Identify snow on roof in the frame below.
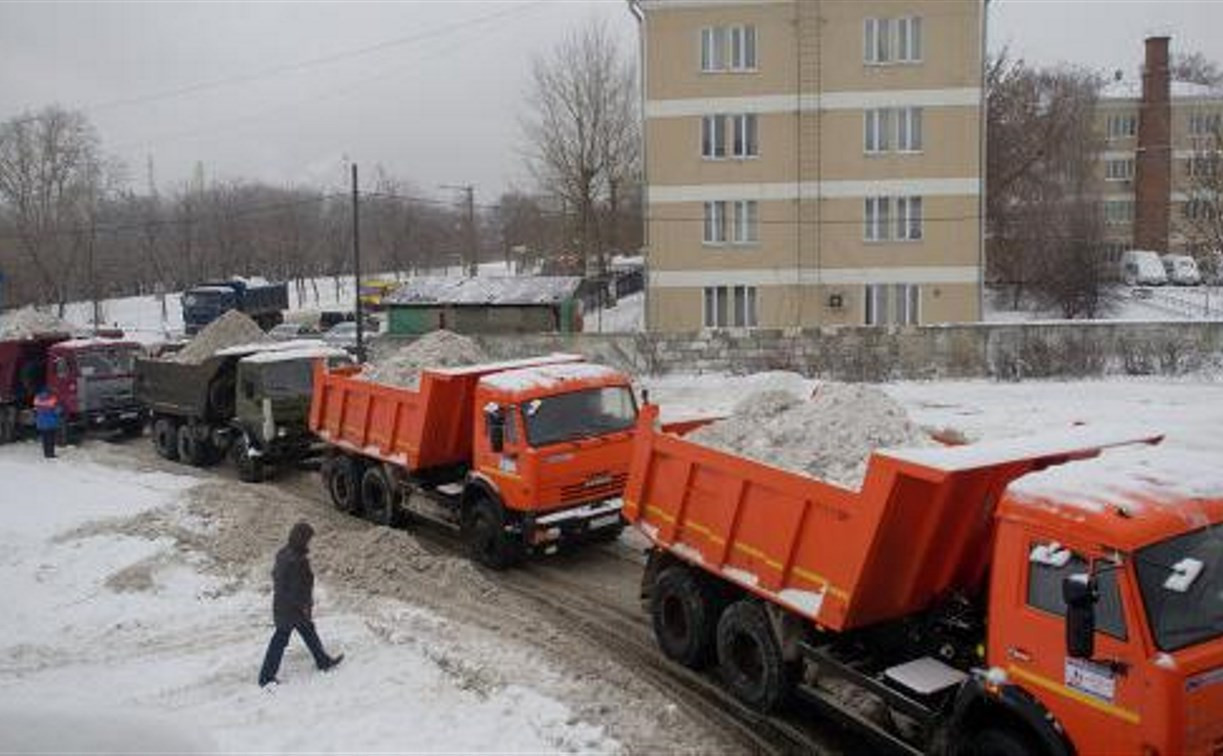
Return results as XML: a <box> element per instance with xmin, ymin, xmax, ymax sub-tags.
<box><xmin>880</xmin><ymin>424</ymin><xmax>1164</xmax><ymax>473</ymax></box>
<box><xmin>240</xmin><ymin>345</ymin><xmax>349</xmax><ymax>364</ymax></box>
<box><xmin>479</xmin><ymin>362</ymin><xmax>625</xmax><ymax>394</ymax></box>
<box><xmin>215</xmin><ymin>339</ymin><xmax>328</xmax><ymax>357</ymax></box>
<box><xmin>1100</xmin><ymin>78</ymin><xmax>1223</xmax><ymax>101</ymax></box>
<box><xmin>185</xmin><ymin>286</ymin><xmax>236</xmax><ymax>294</ymax></box>
<box><xmin>384</xmin><ymin>276</ymin><xmax>583</xmax><ymax>306</ymax></box>
<box><xmin>54</xmin><ymin>338</ymin><xmax>139</xmax><ymax>350</ymax></box>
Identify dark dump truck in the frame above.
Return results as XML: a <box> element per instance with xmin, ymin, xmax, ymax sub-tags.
<box><xmin>1</xmin><ymin>332</ymin><xmax>146</xmax><ymax>444</ymax></box>
<box><xmin>136</xmin><ymin>341</ymin><xmax>349</xmax><ymax>481</ymax></box>
<box><xmin>181</xmin><ymin>279</ymin><xmax>290</xmax><ymax>335</ymax></box>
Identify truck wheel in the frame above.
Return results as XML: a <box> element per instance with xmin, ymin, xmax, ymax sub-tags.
<box><xmin>176</xmin><ymin>425</ymin><xmax>214</xmax><ymax>467</ymax></box>
<box><xmin>120</xmin><ymin>419</ymin><xmax>144</xmax><ymax>439</ymax></box>
<box><xmin>0</xmin><ymin>407</ymin><xmax>16</xmax><ymax>444</ymax></box>
<box><xmin>716</xmin><ymin>600</ymin><xmax>792</xmax><ymax>713</ymax></box>
<box><xmin>651</xmin><ymin>566</ymin><xmax>718</xmax><ymax>669</ymax></box>
<box><xmin>360</xmin><ymin>466</ymin><xmax>401</xmax><ymax>527</ymax></box>
<box><xmin>325</xmin><ymin>456</ymin><xmax>361</xmax><ymax>514</ymax></box>
<box><xmin>231</xmin><ymin>435</ymin><xmax>264</xmax><ymax>483</ymax></box>
<box><xmin>152</xmin><ymin>417</ymin><xmax>179</xmax><ymax>461</ymax></box>
<box><xmin>962</xmin><ymin>727</ymin><xmax>1038</xmax><ymax>756</ymax></box>
<box><xmin>466</xmin><ymin>497</ymin><xmax>521</xmax><ymax>570</ymax></box>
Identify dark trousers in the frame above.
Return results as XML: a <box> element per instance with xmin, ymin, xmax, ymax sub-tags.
<box><xmin>40</xmin><ymin>429</ymin><xmax>56</xmax><ymax>458</ymax></box>
<box><xmin>259</xmin><ymin>620</ymin><xmax>329</xmax><ymax>685</ymax></box>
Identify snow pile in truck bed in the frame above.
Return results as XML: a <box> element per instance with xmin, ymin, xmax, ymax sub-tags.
<box><xmin>364</xmin><ymin>330</ymin><xmax>488</xmax><ymax>387</ymax></box>
<box><xmin>170</xmin><ymin>310</ymin><xmax>271</xmax><ymax>364</ymax></box>
<box><xmin>687</xmin><ymin>382</ymin><xmax>934</xmax><ymax>490</ymax></box>
<box><xmin>0</xmin><ymin>307</ymin><xmax>74</xmax><ymax>340</ymax></box>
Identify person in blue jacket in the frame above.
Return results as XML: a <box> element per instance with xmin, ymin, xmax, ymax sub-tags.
<box><xmin>32</xmin><ymin>387</ymin><xmax>62</xmax><ymax>458</ymax></box>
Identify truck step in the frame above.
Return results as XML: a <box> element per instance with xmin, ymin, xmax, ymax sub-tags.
<box><xmin>795</xmin><ymin>682</ymin><xmax>923</xmax><ymax>756</ymax></box>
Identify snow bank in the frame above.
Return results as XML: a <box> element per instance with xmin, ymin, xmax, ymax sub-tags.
<box><xmin>364</xmin><ymin>330</ymin><xmax>487</xmax><ymax>387</ymax></box>
<box><xmin>687</xmin><ymin>382</ymin><xmax>933</xmax><ymax>490</ymax></box>
<box><xmin>0</xmin><ymin>307</ymin><xmax>73</xmax><ymax>340</ymax></box>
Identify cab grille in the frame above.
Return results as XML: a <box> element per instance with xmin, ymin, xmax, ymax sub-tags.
<box><xmin>560</xmin><ymin>472</ymin><xmax>627</xmax><ymax>504</ymax></box>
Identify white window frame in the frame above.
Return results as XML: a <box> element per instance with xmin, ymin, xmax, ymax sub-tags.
<box><xmin>895</xmin><ymin>16</ymin><xmax>922</xmax><ymax>63</ymax></box>
<box><xmin>864</xmin><ymin>18</ymin><xmax>892</xmax><ymax>64</ymax></box>
<box><xmin>895</xmin><ymin>196</ymin><xmax>923</xmax><ymax>241</ymax></box>
<box><xmin>897</xmin><ymin>107</ymin><xmax>923</xmax><ymax>152</ymax></box>
<box><xmin>865</xmin><ymin>284</ymin><xmax>920</xmax><ymax>325</ymax></box>
<box><xmin>729</xmin><ymin>25</ymin><xmax>757</xmax><ymax>71</ymax></box>
<box><xmin>704</xmin><ymin>285</ymin><xmax>758</xmax><ymax>328</ymax></box>
<box><xmin>703</xmin><ymin>201</ymin><xmax>727</xmax><ymax>244</ymax></box>
<box><xmin>1103</xmin><ymin>199</ymin><xmax>1134</xmax><ymax>225</ymax></box>
<box><xmin>1107</xmin><ymin>113</ymin><xmax>1137</xmax><ymax>140</ymax></box>
<box><xmin>864</xmin><ymin>196</ymin><xmax>891</xmax><ymax>241</ymax></box>
<box><xmin>1189</xmin><ymin>112</ymin><xmax>1221</xmax><ymax>136</ymax></box>
<box><xmin>1105</xmin><ymin>158</ymin><xmax>1135</xmax><ymax>181</ymax></box>
<box><xmin>701</xmin><ymin>26</ymin><xmax>727</xmax><ymax>72</ymax></box>
<box><xmin>864</xmin><ymin>108</ymin><xmax>890</xmax><ymax>153</ymax></box>
<box><xmin>732</xmin><ymin>114</ymin><xmax>758</xmax><ymax>158</ymax></box>
<box><xmin>730</xmin><ymin>200</ymin><xmax>758</xmax><ymax>244</ymax></box>
<box><xmin>702</xmin><ymin>115</ymin><xmax>727</xmax><ymax>159</ymax></box>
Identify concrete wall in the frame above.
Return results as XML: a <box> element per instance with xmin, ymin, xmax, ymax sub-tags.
<box><xmin>375</xmin><ymin>322</ymin><xmax>1223</xmax><ymax>381</ymax></box>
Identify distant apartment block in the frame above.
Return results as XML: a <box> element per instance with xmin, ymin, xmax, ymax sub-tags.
<box><xmin>635</xmin><ymin>0</ymin><xmax>985</xmax><ymax>331</ymax></box>
<box><xmin>1095</xmin><ymin>36</ymin><xmax>1223</xmax><ymax>261</ymax></box>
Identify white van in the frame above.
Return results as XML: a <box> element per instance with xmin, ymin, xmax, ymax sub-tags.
<box><xmin>1120</xmin><ymin>250</ymin><xmax>1168</xmax><ymax>286</ymax></box>
<box><xmin>1161</xmin><ymin>254</ymin><xmax>1202</xmax><ymax>286</ymax></box>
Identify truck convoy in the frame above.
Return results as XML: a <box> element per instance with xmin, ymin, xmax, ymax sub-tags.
<box><xmin>624</xmin><ymin>403</ymin><xmax>1223</xmax><ymax>755</ymax></box>
<box><xmin>181</xmin><ymin>279</ymin><xmax>290</xmax><ymax>335</ymax></box>
<box><xmin>0</xmin><ymin>331</ymin><xmax>146</xmax><ymax>443</ymax></box>
<box><xmin>136</xmin><ymin>341</ymin><xmax>349</xmax><ymax>481</ymax></box>
<box><xmin>309</xmin><ymin>354</ymin><xmax>638</xmax><ymax>567</ymax></box>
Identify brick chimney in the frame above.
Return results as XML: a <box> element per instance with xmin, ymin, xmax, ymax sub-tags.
<box><xmin>1134</xmin><ymin>36</ymin><xmax>1171</xmax><ymax>252</ymax></box>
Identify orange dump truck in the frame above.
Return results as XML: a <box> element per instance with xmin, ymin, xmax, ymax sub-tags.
<box><xmin>625</xmin><ymin>403</ymin><xmax>1223</xmax><ymax>755</ymax></box>
<box><xmin>310</xmin><ymin>354</ymin><xmax>638</xmax><ymax>567</ymax></box>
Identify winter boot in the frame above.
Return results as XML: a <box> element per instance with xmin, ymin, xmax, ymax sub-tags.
<box><xmin>319</xmin><ymin>653</ymin><xmax>344</xmax><ymax>672</ymax></box>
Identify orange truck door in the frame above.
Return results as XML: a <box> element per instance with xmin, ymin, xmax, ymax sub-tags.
<box><xmin>991</xmin><ymin>529</ymin><xmax>1147</xmax><ymax>752</ymax></box>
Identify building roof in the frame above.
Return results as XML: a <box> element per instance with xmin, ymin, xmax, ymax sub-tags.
<box><xmin>1100</xmin><ymin>78</ymin><xmax>1223</xmax><ymax>102</ymax></box>
<box><xmin>384</xmin><ymin>276</ymin><xmax>583</xmax><ymax>307</ymax></box>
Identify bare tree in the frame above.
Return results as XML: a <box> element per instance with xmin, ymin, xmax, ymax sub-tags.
<box><xmin>521</xmin><ymin>20</ymin><xmax>639</xmax><ymax>277</ymax></box>
<box><xmin>987</xmin><ymin>54</ymin><xmax>1110</xmax><ymax>315</ymax></box>
<box><xmin>0</xmin><ymin>106</ymin><xmax>117</xmax><ymax>312</ymax></box>
<box><xmin>1171</xmin><ymin>51</ymin><xmax>1223</xmax><ymax>87</ymax></box>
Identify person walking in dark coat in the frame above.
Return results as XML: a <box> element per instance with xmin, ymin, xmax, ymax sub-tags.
<box><xmin>258</xmin><ymin>521</ymin><xmax>343</xmax><ymax>687</ymax></box>
<box><xmin>33</xmin><ymin>387</ymin><xmax>62</xmax><ymax>459</ymax></box>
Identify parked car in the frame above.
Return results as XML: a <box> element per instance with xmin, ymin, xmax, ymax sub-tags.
<box><xmin>268</xmin><ymin>323</ymin><xmax>319</xmax><ymax>341</ymax></box>
<box><xmin>322</xmin><ymin>322</ymin><xmax>359</xmax><ymax>351</ymax></box>
<box><xmin>1120</xmin><ymin>249</ymin><xmax>1168</xmax><ymax>286</ymax></box>
<box><xmin>1161</xmin><ymin>254</ymin><xmax>1202</xmax><ymax>286</ymax></box>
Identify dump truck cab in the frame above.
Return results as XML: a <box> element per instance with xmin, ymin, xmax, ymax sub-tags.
<box><xmin>983</xmin><ymin>491</ymin><xmax>1223</xmax><ymax>755</ymax></box>
<box><xmin>470</xmin><ymin>362</ymin><xmax>637</xmax><ymax>544</ymax></box>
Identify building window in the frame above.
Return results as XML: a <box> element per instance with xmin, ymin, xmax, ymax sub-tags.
<box><xmin>1185</xmin><ymin>197</ymin><xmax>1218</xmax><ymax>221</ymax></box>
<box><xmin>732</xmin><ymin>114</ymin><xmax>758</xmax><ymax>157</ymax></box>
<box><xmin>865</xmin><ymin>284</ymin><xmax>919</xmax><ymax>325</ymax></box>
<box><xmin>896</xmin><ymin>16</ymin><xmax>922</xmax><ymax>63</ymax></box>
<box><xmin>1103</xmin><ymin>198</ymin><xmax>1134</xmax><ymax>225</ymax></box>
<box><xmin>1106</xmin><ymin>113</ymin><xmax>1137</xmax><ymax>139</ymax></box>
<box><xmin>702</xmin><ymin>25</ymin><xmax>755</xmax><ymax>72</ymax></box>
<box><xmin>704</xmin><ymin>201</ymin><xmax>726</xmax><ymax>243</ymax></box>
<box><xmin>704</xmin><ymin>200</ymin><xmax>757</xmax><ymax>244</ymax></box>
<box><xmin>895</xmin><ymin>196</ymin><xmax>923</xmax><ymax>240</ymax></box>
<box><xmin>1189</xmin><ymin>111</ymin><xmax>1222</xmax><ymax>136</ymax></box>
<box><xmin>897</xmin><ymin>107</ymin><xmax>923</xmax><ymax>151</ymax></box>
<box><xmin>1102</xmin><ymin>241</ymin><xmax>1128</xmax><ymax>263</ymax></box>
<box><xmin>731</xmin><ymin>200</ymin><xmax>758</xmax><ymax>243</ymax></box>
<box><xmin>864</xmin><ymin>109</ymin><xmax>891</xmax><ymax>153</ymax></box>
<box><xmin>865</xmin><ymin>16</ymin><xmax>921</xmax><ymax>65</ymax></box>
<box><xmin>702</xmin><ymin>115</ymin><xmax>727</xmax><ymax>159</ymax></box>
<box><xmin>1187</xmin><ymin>154</ymin><xmax>1220</xmax><ymax>179</ymax></box>
<box><xmin>864</xmin><ymin>196</ymin><xmax>891</xmax><ymax>241</ymax></box>
<box><xmin>1105</xmin><ymin>158</ymin><xmax>1135</xmax><ymax>181</ymax></box>
<box><xmin>704</xmin><ymin>285</ymin><xmax>757</xmax><ymax>328</ymax></box>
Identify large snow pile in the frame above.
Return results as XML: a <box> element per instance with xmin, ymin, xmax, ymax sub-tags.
<box><xmin>171</xmin><ymin>310</ymin><xmax>271</xmax><ymax>364</ymax></box>
<box><xmin>0</xmin><ymin>307</ymin><xmax>74</xmax><ymax>340</ymax></box>
<box><xmin>687</xmin><ymin>382</ymin><xmax>934</xmax><ymax>490</ymax></box>
<box><xmin>365</xmin><ymin>330</ymin><xmax>488</xmax><ymax>387</ymax></box>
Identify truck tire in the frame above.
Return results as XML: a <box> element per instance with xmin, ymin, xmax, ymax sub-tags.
<box><xmin>152</xmin><ymin>417</ymin><xmax>179</xmax><ymax>461</ymax></box>
<box><xmin>360</xmin><ymin>466</ymin><xmax>400</xmax><ymax>527</ymax></box>
<box><xmin>651</xmin><ymin>566</ymin><xmax>718</xmax><ymax>669</ymax></box>
<box><xmin>716</xmin><ymin>599</ymin><xmax>792</xmax><ymax>713</ymax></box>
<box><xmin>177</xmin><ymin>425</ymin><xmax>216</xmax><ymax>467</ymax></box>
<box><xmin>325</xmin><ymin>456</ymin><xmax>361</xmax><ymax>514</ymax></box>
<box><xmin>0</xmin><ymin>407</ymin><xmax>16</xmax><ymax>444</ymax></box>
<box><xmin>963</xmin><ymin>727</ymin><xmax>1039</xmax><ymax>756</ymax></box>
<box><xmin>231</xmin><ymin>435</ymin><xmax>264</xmax><ymax>483</ymax></box>
<box><xmin>465</xmin><ymin>497</ymin><xmax>522</xmax><ymax>570</ymax></box>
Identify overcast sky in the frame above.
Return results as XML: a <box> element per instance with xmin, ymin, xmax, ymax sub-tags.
<box><xmin>2</xmin><ymin>0</ymin><xmax>1222</xmax><ymax>201</ymax></box>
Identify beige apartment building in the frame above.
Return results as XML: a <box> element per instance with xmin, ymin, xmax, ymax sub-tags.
<box><xmin>1094</xmin><ymin>36</ymin><xmax>1223</xmax><ymax>260</ymax></box>
<box><xmin>635</xmin><ymin>0</ymin><xmax>985</xmax><ymax>332</ymax></box>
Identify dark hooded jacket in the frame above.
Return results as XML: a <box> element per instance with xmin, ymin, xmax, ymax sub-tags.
<box><xmin>272</xmin><ymin>522</ymin><xmax>315</xmax><ymax>627</ymax></box>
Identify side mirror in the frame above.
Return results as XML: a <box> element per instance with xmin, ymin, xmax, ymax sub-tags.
<box><xmin>485</xmin><ymin>404</ymin><xmax>505</xmax><ymax>453</ymax></box>
<box><xmin>1063</xmin><ymin>573</ymin><xmax>1097</xmax><ymax>659</ymax></box>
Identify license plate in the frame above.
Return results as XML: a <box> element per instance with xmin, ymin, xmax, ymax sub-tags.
<box><xmin>589</xmin><ymin>513</ymin><xmax>621</xmax><ymax>530</ymax></box>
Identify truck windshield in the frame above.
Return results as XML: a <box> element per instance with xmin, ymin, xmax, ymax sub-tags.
<box><xmin>184</xmin><ymin>290</ymin><xmax>234</xmax><ymax>309</ymax></box>
<box><xmin>523</xmin><ymin>386</ymin><xmax>636</xmax><ymax>447</ymax></box>
<box><xmin>77</xmin><ymin>347</ymin><xmax>138</xmax><ymax>377</ymax></box>
<box><xmin>1135</xmin><ymin>524</ymin><xmax>1223</xmax><ymax>652</ymax></box>
<box><xmin>259</xmin><ymin>361</ymin><xmax>313</xmax><ymax>398</ymax></box>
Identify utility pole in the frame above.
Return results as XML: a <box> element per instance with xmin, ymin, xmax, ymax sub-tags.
<box><xmin>441</xmin><ymin>184</ymin><xmax>477</xmax><ymax>276</ymax></box>
<box><xmin>352</xmin><ymin>163</ymin><xmax>365</xmax><ymax>363</ymax></box>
